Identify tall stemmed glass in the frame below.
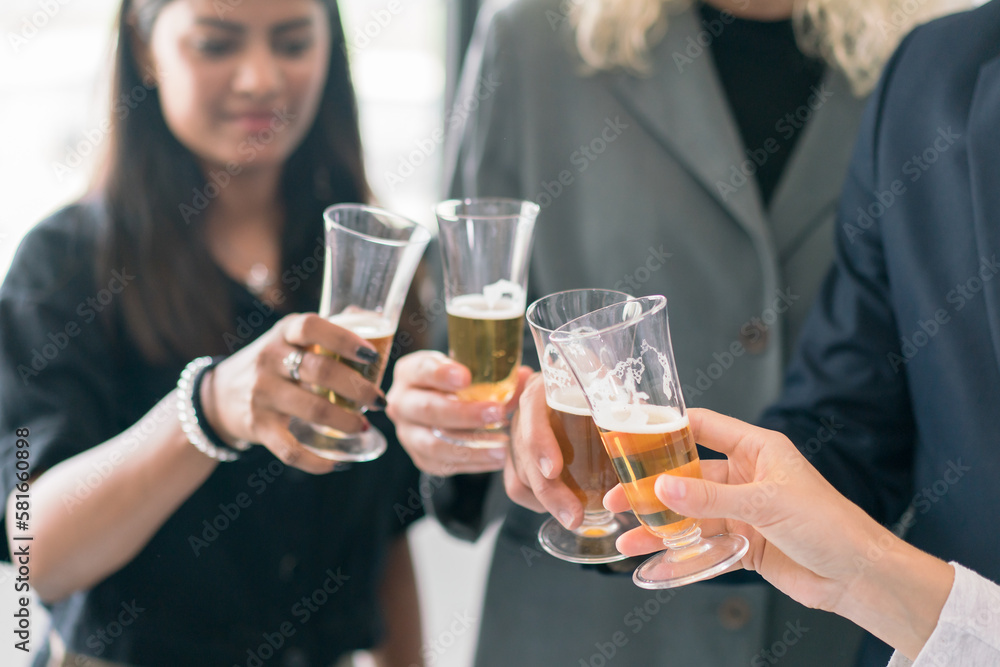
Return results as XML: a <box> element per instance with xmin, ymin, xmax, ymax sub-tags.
<box><xmin>528</xmin><ymin>289</ymin><xmax>639</xmax><ymax>563</ymax></box>
<box><xmin>288</xmin><ymin>204</ymin><xmax>431</xmax><ymax>462</ymax></box>
<box><xmin>551</xmin><ymin>296</ymin><xmax>749</xmax><ymax>588</ymax></box>
<box><xmin>434</xmin><ymin>198</ymin><xmax>539</xmax><ymax>447</ymax></box>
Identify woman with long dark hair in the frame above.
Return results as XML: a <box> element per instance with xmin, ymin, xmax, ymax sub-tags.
<box><xmin>0</xmin><ymin>1</ymin><xmax>423</xmax><ymax>665</ymax></box>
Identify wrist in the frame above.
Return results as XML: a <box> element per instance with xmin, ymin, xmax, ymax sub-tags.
<box><xmin>199</xmin><ymin>367</ymin><xmax>239</xmax><ymax>446</ymax></box>
<box><xmin>837</xmin><ymin>532</ymin><xmax>953</xmax><ymax>659</ymax></box>
<box><xmin>177</xmin><ymin>356</ymin><xmax>250</xmax><ymax>462</ymax></box>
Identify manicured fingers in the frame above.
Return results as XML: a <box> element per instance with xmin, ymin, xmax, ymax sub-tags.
<box><xmin>253</xmin><ymin>412</ymin><xmax>343</xmax><ymax>475</ymax></box>
<box><xmin>262</xmin><ymin>373</ymin><xmax>369</xmax><ymax>435</ymax></box>
<box><xmin>280</xmin><ymin>344</ymin><xmax>384</xmax><ymax>409</ymax></box>
<box><xmin>282</xmin><ymin>313</ymin><xmax>379</xmax><ymax>365</ymax></box>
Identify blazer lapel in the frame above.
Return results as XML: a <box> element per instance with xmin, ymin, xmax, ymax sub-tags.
<box><xmin>603</xmin><ymin>7</ymin><xmax>769</xmax><ymax>243</ymax></box>
<box><xmin>967</xmin><ymin>53</ymin><xmax>1000</xmax><ymax>372</ymax></box>
<box><xmin>767</xmin><ymin>70</ymin><xmax>866</xmax><ymax>261</ymax></box>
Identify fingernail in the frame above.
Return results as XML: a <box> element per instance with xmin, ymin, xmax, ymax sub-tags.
<box><xmin>360</xmin><ymin>419</ymin><xmax>371</xmax><ymax>432</ymax></box>
<box><xmin>558</xmin><ymin>511</ymin><xmax>573</xmax><ymax>529</ymax></box>
<box><xmin>538</xmin><ymin>456</ymin><xmax>554</xmax><ymax>478</ymax></box>
<box><xmin>488</xmin><ymin>447</ymin><xmax>507</xmax><ymax>461</ymax></box>
<box><xmin>448</xmin><ymin>367</ymin><xmax>466</xmax><ymax>389</ymax></box>
<box><xmin>371</xmin><ymin>395</ymin><xmax>388</xmax><ymax>411</ymax></box>
<box><xmin>356</xmin><ymin>346</ymin><xmax>379</xmax><ymax>364</ymax></box>
<box><xmin>483</xmin><ymin>406</ymin><xmax>503</xmax><ymax>424</ymax></box>
<box><xmin>660</xmin><ymin>474</ymin><xmax>685</xmax><ymax>499</ymax></box>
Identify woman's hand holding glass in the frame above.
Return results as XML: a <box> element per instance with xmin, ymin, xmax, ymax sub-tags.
<box><xmin>605</xmin><ymin>408</ymin><xmax>954</xmax><ymax>660</ymax></box>
<box><xmin>202</xmin><ymin>312</ymin><xmax>386</xmax><ymax>474</ymax></box>
<box><xmin>504</xmin><ymin>373</ymin><xmax>588</xmax><ymax>525</ymax></box>
<box><xmin>386</xmin><ymin>350</ymin><xmax>532</xmax><ymax>476</ymax></box>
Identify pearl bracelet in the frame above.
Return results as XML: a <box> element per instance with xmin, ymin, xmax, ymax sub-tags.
<box><xmin>176</xmin><ymin>356</ymin><xmax>250</xmax><ymax>462</ymax></box>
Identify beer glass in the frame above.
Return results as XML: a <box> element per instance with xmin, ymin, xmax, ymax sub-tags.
<box><xmin>528</xmin><ymin>289</ymin><xmax>639</xmax><ymax>563</ymax></box>
<box><xmin>434</xmin><ymin>198</ymin><xmax>539</xmax><ymax>447</ymax></box>
<box><xmin>551</xmin><ymin>296</ymin><xmax>749</xmax><ymax>588</ymax></box>
<box><xmin>288</xmin><ymin>204</ymin><xmax>431</xmax><ymax>462</ymax></box>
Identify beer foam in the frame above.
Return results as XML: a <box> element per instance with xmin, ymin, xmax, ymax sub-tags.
<box><xmin>327</xmin><ymin>311</ymin><xmax>396</xmax><ymax>339</ymax></box>
<box><xmin>545</xmin><ymin>387</ymin><xmax>591</xmax><ymax>416</ymax></box>
<box><xmin>447</xmin><ymin>293</ymin><xmax>524</xmax><ymax>320</ymax></box>
<box><xmin>592</xmin><ymin>404</ymin><xmax>688</xmax><ymax>434</ymax></box>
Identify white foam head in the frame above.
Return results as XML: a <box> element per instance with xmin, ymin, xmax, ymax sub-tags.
<box><xmin>545</xmin><ymin>386</ymin><xmax>591</xmax><ymax>416</ymax></box>
<box><xmin>447</xmin><ymin>293</ymin><xmax>525</xmax><ymax>320</ymax></box>
<box><xmin>327</xmin><ymin>311</ymin><xmax>396</xmax><ymax>340</ymax></box>
<box><xmin>592</xmin><ymin>404</ymin><xmax>687</xmax><ymax>434</ymax></box>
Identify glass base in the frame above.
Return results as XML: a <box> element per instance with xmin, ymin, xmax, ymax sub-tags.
<box><xmin>538</xmin><ymin>512</ymin><xmax>639</xmax><ymax>564</ymax></box>
<box><xmin>289</xmin><ymin>416</ymin><xmax>387</xmax><ymax>462</ymax></box>
<box><xmin>632</xmin><ymin>532</ymin><xmax>749</xmax><ymax>589</ymax></box>
<box><xmin>431</xmin><ymin>425</ymin><xmax>509</xmax><ymax>449</ymax></box>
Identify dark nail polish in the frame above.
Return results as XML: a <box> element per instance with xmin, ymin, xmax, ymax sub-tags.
<box><xmin>360</xmin><ymin>419</ymin><xmax>371</xmax><ymax>432</ymax></box>
<box><xmin>356</xmin><ymin>346</ymin><xmax>379</xmax><ymax>364</ymax></box>
<box><xmin>372</xmin><ymin>395</ymin><xmax>388</xmax><ymax>411</ymax></box>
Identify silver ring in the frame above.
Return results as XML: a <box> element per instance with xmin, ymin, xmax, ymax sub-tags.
<box><xmin>283</xmin><ymin>349</ymin><xmax>304</xmax><ymax>382</ymax></box>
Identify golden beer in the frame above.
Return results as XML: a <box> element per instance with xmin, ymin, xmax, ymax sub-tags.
<box><xmin>547</xmin><ymin>389</ymin><xmax>618</xmax><ymax>515</ymax></box>
<box><xmin>309</xmin><ymin>311</ymin><xmax>395</xmax><ymax>439</ymax></box>
<box><xmin>596</xmin><ymin>406</ymin><xmax>702</xmax><ymax>539</ymax></box>
<box><xmin>447</xmin><ymin>294</ymin><xmax>524</xmax><ymax>407</ymax></box>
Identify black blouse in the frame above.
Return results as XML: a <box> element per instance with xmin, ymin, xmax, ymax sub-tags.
<box><xmin>0</xmin><ymin>202</ymin><xmax>422</xmax><ymax>667</ymax></box>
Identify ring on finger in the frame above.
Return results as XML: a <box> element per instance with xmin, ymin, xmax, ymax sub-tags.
<box><xmin>283</xmin><ymin>349</ymin><xmax>305</xmax><ymax>382</ymax></box>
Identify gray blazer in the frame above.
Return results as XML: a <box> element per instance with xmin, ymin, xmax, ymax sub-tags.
<box><xmin>438</xmin><ymin>0</ymin><xmax>869</xmax><ymax>664</ymax></box>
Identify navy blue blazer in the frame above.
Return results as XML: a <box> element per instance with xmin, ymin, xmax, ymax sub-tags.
<box><xmin>760</xmin><ymin>1</ymin><xmax>1000</xmax><ymax>664</ymax></box>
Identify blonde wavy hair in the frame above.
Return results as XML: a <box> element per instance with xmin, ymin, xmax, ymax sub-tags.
<box><xmin>571</xmin><ymin>0</ymin><xmax>972</xmax><ymax>95</ymax></box>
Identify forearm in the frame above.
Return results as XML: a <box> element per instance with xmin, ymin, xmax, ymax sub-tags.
<box><xmin>835</xmin><ymin>531</ymin><xmax>953</xmax><ymax>660</ymax></box>
<box><xmin>7</xmin><ymin>392</ymin><xmax>217</xmax><ymax>602</ymax></box>
<box><xmin>374</xmin><ymin>534</ymin><xmax>423</xmax><ymax>667</ymax></box>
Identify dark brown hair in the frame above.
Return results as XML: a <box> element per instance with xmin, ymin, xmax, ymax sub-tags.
<box><xmin>97</xmin><ymin>0</ymin><xmax>370</xmax><ymax>363</ymax></box>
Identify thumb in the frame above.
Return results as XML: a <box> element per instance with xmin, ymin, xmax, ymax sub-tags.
<box><xmin>654</xmin><ymin>473</ymin><xmax>746</xmax><ymax>521</ymax></box>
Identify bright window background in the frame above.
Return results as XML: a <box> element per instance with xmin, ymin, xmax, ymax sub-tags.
<box><xmin>0</xmin><ymin>1</ymin><xmax>493</xmax><ymax>666</ymax></box>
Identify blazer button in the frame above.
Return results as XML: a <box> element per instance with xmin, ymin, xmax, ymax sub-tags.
<box><xmin>717</xmin><ymin>596</ymin><xmax>753</xmax><ymax>630</ymax></box>
<box><xmin>739</xmin><ymin>323</ymin><xmax>770</xmax><ymax>355</ymax></box>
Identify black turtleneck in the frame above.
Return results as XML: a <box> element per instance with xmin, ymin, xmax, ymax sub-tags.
<box><xmin>699</xmin><ymin>2</ymin><xmax>826</xmax><ymax>206</ymax></box>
